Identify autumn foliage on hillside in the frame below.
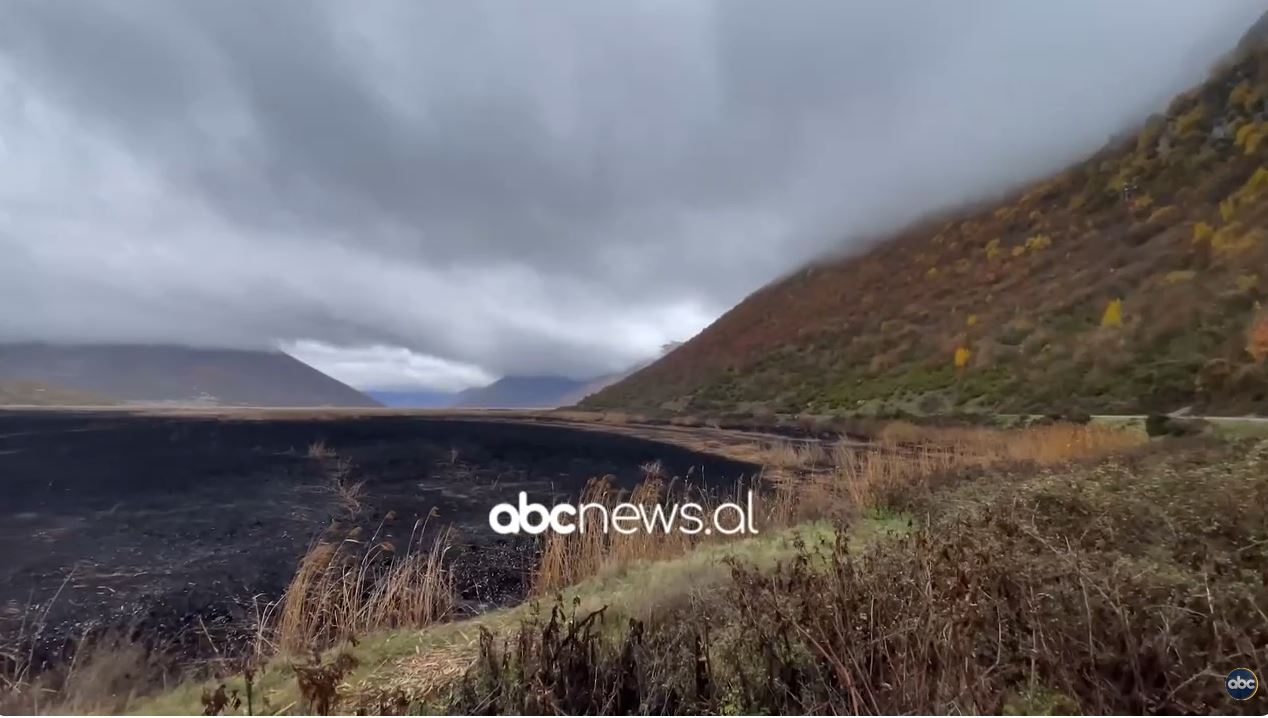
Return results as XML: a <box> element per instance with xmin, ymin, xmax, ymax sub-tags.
<box><xmin>586</xmin><ymin>25</ymin><xmax>1268</xmax><ymax>417</ymax></box>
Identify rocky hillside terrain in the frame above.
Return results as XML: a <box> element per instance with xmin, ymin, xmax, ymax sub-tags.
<box><xmin>586</xmin><ymin>25</ymin><xmax>1268</xmax><ymax>417</ymax></box>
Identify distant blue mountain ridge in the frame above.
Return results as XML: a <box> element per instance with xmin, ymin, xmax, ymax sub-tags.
<box><xmin>365</xmin><ymin>389</ymin><xmax>457</xmax><ymax>408</ymax></box>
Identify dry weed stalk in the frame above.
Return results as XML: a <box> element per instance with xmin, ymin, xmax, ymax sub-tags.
<box><xmin>306</xmin><ymin>440</ymin><xmax>334</xmax><ymax>459</ymax></box>
<box><xmin>326</xmin><ymin>457</ymin><xmax>364</xmax><ymax>516</ymax></box>
<box><xmin>758</xmin><ymin>440</ymin><xmax>829</xmax><ymax>469</ymax></box>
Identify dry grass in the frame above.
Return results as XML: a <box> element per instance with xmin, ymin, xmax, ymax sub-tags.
<box><xmin>48</xmin><ymin>637</ymin><xmax>152</xmax><ymax>714</ymax></box>
<box><xmin>306</xmin><ymin>440</ymin><xmax>335</xmax><ymax>459</ymax></box>
<box><xmin>452</xmin><ymin>439</ymin><xmax>1268</xmax><ymax>715</ymax></box>
<box><xmin>325</xmin><ymin>457</ymin><xmax>364</xmax><ymax>516</ymax></box>
<box><xmin>0</xmin><ymin>631</ymin><xmax>162</xmax><ymax>716</ymax></box>
<box><xmin>532</xmin><ymin>455</ymin><xmax>804</xmax><ymax>595</ymax></box>
<box><xmin>746</xmin><ymin>423</ymin><xmax>1144</xmax><ymax>515</ymax></box>
<box><xmin>875</xmin><ymin>421</ymin><xmax>1142</xmax><ymax>459</ymax></box>
<box><xmin>534</xmin><ymin>423</ymin><xmax>1139</xmax><ymax>596</ymax></box>
<box><xmin>307</xmin><ymin>442</ymin><xmax>366</xmax><ymax>516</ymax></box>
<box><xmin>268</xmin><ymin>518</ymin><xmax>456</xmax><ymax>655</ymax></box>
<box><xmin>834</xmin><ymin>422</ymin><xmax>1143</xmax><ymax>510</ymax></box>
<box><xmin>532</xmin><ymin>476</ymin><xmax>727</xmax><ymax>594</ymax></box>
<box><xmin>876</xmin><ymin>419</ymin><xmax>926</xmax><ymax>444</ymax></box>
<box><xmin>754</xmin><ymin>439</ymin><xmax>829</xmax><ymax>469</ymax></box>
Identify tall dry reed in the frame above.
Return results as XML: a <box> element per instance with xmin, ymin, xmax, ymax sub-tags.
<box><xmin>533</xmin><ymin>476</ymin><xmax>735</xmax><ymax>594</ymax></box>
<box><xmin>835</xmin><ymin>422</ymin><xmax>1143</xmax><ymax>509</ymax></box>
<box><xmin>268</xmin><ymin>518</ymin><xmax>456</xmax><ymax>654</ymax></box>
<box><xmin>535</xmin><ymin>423</ymin><xmax>1140</xmax><ymax>595</ymax></box>
<box><xmin>531</xmin><ymin>465</ymin><xmax>796</xmax><ymax>595</ymax></box>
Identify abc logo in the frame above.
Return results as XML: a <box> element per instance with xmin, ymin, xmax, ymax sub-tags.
<box><xmin>1225</xmin><ymin>667</ymin><xmax>1258</xmax><ymax>701</ymax></box>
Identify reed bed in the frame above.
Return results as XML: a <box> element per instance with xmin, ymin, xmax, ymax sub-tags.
<box><xmin>268</xmin><ymin>519</ymin><xmax>456</xmax><ymax>654</ymax></box>
<box><xmin>535</xmin><ymin>423</ymin><xmax>1141</xmax><ymax>596</ymax></box>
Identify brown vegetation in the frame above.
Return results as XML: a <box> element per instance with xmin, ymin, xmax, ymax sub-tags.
<box><xmin>270</xmin><ymin>521</ymin><xmax>456</xmax><ymax>654</ymax></box>
<box><xmin>1</xmin><ymin>624</ymin><xmax>177</xmax><ymax>716</ymax></box>
<box><xmin>450</xmin><ymin>438</ymin><xmax>1268</xmax><ymax>715</ymax></box>
<box><xmin>534</xmin><ymin>423</ymin><xmax>1140</xmax><ymax>599</ymax></box>
<box><xmin>584</xmin><ymin>26</ymin><xmax>1268</xmax><ymax>417</ymax></box>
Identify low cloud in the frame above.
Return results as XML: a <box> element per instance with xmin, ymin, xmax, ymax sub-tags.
<box><xmin>284</xmin><ymin>341</ymin><xmax>495</xmax><ymax>392</ymax></box>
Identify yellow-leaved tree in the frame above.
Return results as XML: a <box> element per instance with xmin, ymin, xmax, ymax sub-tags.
<box><xmin>1101</xmin><ymin>299</ymin><xmax>1124</xmax><ymax>328</ymax></box>
<box><xmin>954</xmin><ymin>346</ymin><xmax>972</xmax><ymax>370</ymax></box>
<box><xmin>1193</xmin><ymin>222</ymin><xmax>1214</xmax><ymax>243</ymax></box>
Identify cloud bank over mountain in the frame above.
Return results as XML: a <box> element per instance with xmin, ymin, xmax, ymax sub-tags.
<box><xmin>1</xmin><ymin>0</ymin><xmax>1261</xmax><ymax>389</ymax></box>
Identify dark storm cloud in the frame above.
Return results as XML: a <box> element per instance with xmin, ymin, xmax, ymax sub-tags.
<box><xmin>0</xmin><ymin>1</ymin><xmax>1262</xmax><ymax>388</ymax></box>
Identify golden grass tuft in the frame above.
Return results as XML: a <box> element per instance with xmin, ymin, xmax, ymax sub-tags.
<box><xmin>270</xmin><ymin>520</ymin><xmax>456</xmax><ymax>654</ymax></box>
<box><xmin>756</xmin><ymin>440</ymin><xmax>828</xmax><ymax>469</ymax></box>
<box><xmin>306</xmin><ymin>440</ymin><xmax>334</xmax><ymax>459</ymax></box>
<box><xmin>877</xmin><ymin>420</ymin><xmax>926</xmax><ymax>445</ymax></box>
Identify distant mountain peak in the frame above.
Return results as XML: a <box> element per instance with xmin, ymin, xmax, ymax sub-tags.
<box><xmin>0</xmin><ymin>343</ymin><xmax>380</xmax><ymax>407</ymax></box>
<box><xmin>451</xmin><ymin>374</ymin><xmax>589</xmax><ymax>409</ymax></box>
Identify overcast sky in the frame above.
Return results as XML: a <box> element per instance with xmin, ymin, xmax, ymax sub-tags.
<box><xmin>0</xmin><ymin>2</ymin><xmax>1262</xmax><ymax>391</ymax></box>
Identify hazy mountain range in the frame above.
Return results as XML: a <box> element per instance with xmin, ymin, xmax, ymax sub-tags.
<box><xmin>373</xmin><ymin>341</ymin><xmax>684</xmax><ymax>409</ymax></box>
<box><xmin>0</xmin><ymin>343</ymin><xmax>665</xmax><ymax>410</ymax></box>
<box><xmin>0</xmin><ymin>343</ymin><xmax>379</xmax><ymax>407</ymax></box>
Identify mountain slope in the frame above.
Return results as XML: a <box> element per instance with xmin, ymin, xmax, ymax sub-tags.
<box><xmin>559</xmin><ymin>342</ymin><xmax>685</xmax><ymax>406</ymax></box>
<box><xmin>0</xmin><ymin>380</ymin><xmax>117</xmax><ymax>406</ymax></box>
<box><xmin>451</xmin><ymin>375</ymin><xmax>590</xmax><ymax>408</ymax></box>
<box><xmin>0</xmin><ymin>343</ymin><xmax>381</xmax><ymax>407</ymax></box>
<box><xmin>586</xmin><ymin>29</ymin><xmax>1268</xmax><ymax>417</ymax></box>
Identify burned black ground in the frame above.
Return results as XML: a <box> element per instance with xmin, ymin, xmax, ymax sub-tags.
<box><xmin>0</xmin><ymin>411</ymin><xmax>754</xmax><ymax>673</ymax></box>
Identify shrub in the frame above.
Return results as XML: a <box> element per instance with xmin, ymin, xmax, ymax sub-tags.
<box><xmin>1211</xmin><ymin>222</ymin><xmax>1264</xmax><ymax>256</ymax></box>
<box><xmin>1024</xmin><ymin>233</ymin><xmax>1053</xmax><ymax>252</ymax></box>
<box><xmin>1100</xmin><ymin>298</ymin><xmax>1124</xmax><ymax>328</ymax></box>
<box><xmin>1249</xmin><ymin>312</ymin><xmax>1268</xmax><ymax>361</ymax></box>
<box><xmin>1235</xmin><ymin>121</ymin><xmax>1268</xmax><ymax>153</ymax></box>
<box><xmin>1145</xmin><ymin>205</ymin><xmax>1181</xmax><ymax>226</ymax></box>
<box><xmin>1228</xmin><ymin>166</ymin><xmax>1268</xmax><ymax>211</ymax></box>
<box><xmin>1229</xmin><ymin>80</ymin><xmax>1259</xmax><ymax>112</ymax></box>
<box><xmin>1174</xmin><ymin>103</ymin><xmax>1207</xmax><ymax>135</ymax></box>
<box><xmin>1192</xmin><ymin>221</ymin><xmax>1214</xmax><ymax>243</ymax></box>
